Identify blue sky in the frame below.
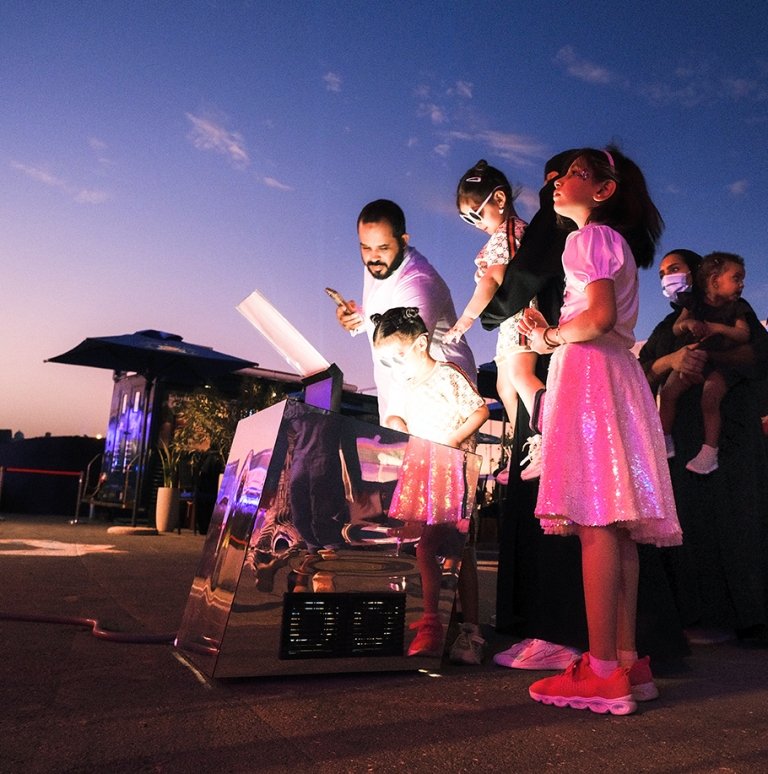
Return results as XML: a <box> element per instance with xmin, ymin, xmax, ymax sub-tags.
<box><xmin>2</xmin><ymin>0</ymin><xmax>767</xmax><ymax>437</ymax></box>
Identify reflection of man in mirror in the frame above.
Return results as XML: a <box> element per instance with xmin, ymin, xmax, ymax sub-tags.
<box><xmin>335</xmin><ymin>199</ymin><xmax>476</xmax><ymax>419</ymax></box>
<box><xmin>285</xmin><ymin>402</ymin><xmax>347</xmax><ymax>556</ymax></box>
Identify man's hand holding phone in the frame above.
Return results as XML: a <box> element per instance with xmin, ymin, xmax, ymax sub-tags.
<box><xmin>326</xmin><ymin>287</ymin><xmax>364</xmax><ymax>335</ymax></box>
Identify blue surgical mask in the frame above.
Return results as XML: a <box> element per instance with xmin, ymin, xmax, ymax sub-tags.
<box><xmin>661</xmin><ymin>273</ymin><xmax>691</xmax><ymax>303</ymax></box>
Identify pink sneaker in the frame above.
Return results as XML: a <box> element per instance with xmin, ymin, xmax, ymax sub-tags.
<box><xmin>529</xmin><ymin>653</ymin><xmax>637</xmax><ymax>715</ymax></box>
<box><xmin>628</xmin><ymin>656</ymin><xmax>659</xmax><ymax>701</ymax></box>
<box><xmin>407</xmin><ymin>617</ymin><xmax>444</xmax><ymax>657</ymax></box>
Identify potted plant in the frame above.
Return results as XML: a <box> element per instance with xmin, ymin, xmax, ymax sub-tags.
<box><xmin>168</xmin><ymin>379</ymin><xmax>286</xmax><ymax>533</ymax></box>
<box><xmin>155</xmin><ymin>441</ymin><xmax>182</xmax><ymax>532</ymax></box>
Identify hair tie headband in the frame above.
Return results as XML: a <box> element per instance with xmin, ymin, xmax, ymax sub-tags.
<box><xmin>466</xmin><ymin>176</ymin><xmax>482</xmax><ymax>183</ymax></box>
<box><xmin>603</xmin><ymin>150</ymin><xmax>615</xmax><ymax>168</ymax></box>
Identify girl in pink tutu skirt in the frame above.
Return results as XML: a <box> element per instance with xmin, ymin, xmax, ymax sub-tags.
<box><xmin>372</xmin><ymin>307</ymin><xmax>490</xmax><ymax>665</ymax></box>
<box><xmin>518</xmin><ymin>147</ymin><xmax>682</xmax><ymax>715</ymax></box>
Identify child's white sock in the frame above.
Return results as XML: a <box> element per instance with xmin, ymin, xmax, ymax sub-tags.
<box><xmin>589</xmin><ymin>655</ymin><xmax>618</xmax><ymax>679</ymax></box>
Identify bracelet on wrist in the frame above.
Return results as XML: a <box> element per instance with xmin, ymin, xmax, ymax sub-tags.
<box><xmin>543</xmin><ymin>326</ymin><xmax>561</xmax><ymax>348</ymax></box>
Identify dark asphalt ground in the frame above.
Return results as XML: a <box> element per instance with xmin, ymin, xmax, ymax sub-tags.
<box><xmin>1</xmin><ymin>513</ymin><xmax>767</xmax><ymax>774</ymax></box>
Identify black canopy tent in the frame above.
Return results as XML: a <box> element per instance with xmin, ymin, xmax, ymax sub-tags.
<box><xmin>47</xmin><ymin>330</ymin><xmax>256</xmax><ymax>525</ymax></box>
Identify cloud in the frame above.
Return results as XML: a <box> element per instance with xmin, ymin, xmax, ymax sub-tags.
<box><xmin>452</xmin><ymin>81</ymin><xmax>473</xmax><ymax>99</ymax></box>
<box><xmin>722</xmin><ymin>76</ymin><xmax>768</xmax><ymax>101</ymax></box>
<box><xmin>413</xmin><ymin>79</ymin><xmax>546</xmax><ymax>166</ymax></box>
<box><xmin>555</xmin><ymin>46</ymin><xmax>617</xmax><ymax>85</ymax></box>
<box><xmin>75</xmin><ymin>189</ymin><xmax>111</xmax><ymax>204</ymax></box>
<box><xmin>727</xmin><ymin>179</ymin><xmax>748</xmax><ymax>196</ymax></box>
<box><xmin>263</xmin><ymin>177</ymin><xmax>293</xmax><ymax>191</ymax></box>
<box><xmin>12</xmin><ymin>161</ymin><xmax>66</xmax><ymax>188</ymax></box>
<box><xmin>418</xmin><ymin>102</ymin><xmax>446</xmax><ymax>125</ymax></box>
<box><xmin>445</xmin><ymin>130</ymin><xmax>546</xmax><ymax>165</ymax></box>
<box><xmin>11</xmin><ymin>161</ymin><xmax>110</xmax><ymax>204</ymax></box>
<box><xmin>89</xmin><ymin>137</ymin><xmax>111</xmax><ymax>165</ymax></box>
<box><xmin>638</xmin><ymin>62</ymin><xmax>719</xmax><ymax>108</ymax></box>
<box><xmin>323</xmin><ymin>72</ymin><xmax>342</xmax><ymax>92</ymax></box>
<box><xmin>555</xmin><ymin>46</ymin><xmax>768</xmax><ymax>109</ymax></box>
<box><xmin>186</xmin><ymin>113</ymin><xmax>249</xmax><ymax>168</ymax></box>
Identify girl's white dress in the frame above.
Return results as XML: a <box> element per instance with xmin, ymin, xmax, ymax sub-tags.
<box><xmin>387</xmin><ymin>362</ymin><xmax>485</xmax><ymax>524</ymax></box>
<box><xmin>536</xmin><ymin>224</ymin><xmax>682</xmax><ymax>547</ymax></box>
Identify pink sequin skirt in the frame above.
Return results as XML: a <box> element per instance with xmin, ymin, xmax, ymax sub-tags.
<box><xmin>389</xmin><ymin>436</ymin><xmax>470</xmax><ymax>524</ymax></box>
<box><xmin>536</xmin><ymin>337</ymin><xmax>682</xmax><ymax>547</ymax></box>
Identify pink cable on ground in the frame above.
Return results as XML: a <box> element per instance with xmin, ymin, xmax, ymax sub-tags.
<box><xmin>0</xmin><ymin>611</ymin><xmax>176</xmax><ymax>643</ymax></box>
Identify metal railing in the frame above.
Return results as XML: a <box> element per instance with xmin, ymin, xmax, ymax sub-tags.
<box><xmin>0</xmin><ymin>465</ymin><xmax>84</xmax><ymax>520</ymax></box>
<box><xmin>73</xmin><ymin>453</ymin><xmax>140</xmax><ymax>523</ymax></box>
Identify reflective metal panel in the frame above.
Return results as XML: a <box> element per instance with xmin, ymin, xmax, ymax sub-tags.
<box><xmin>175</xmin><ymin>399</ymin><xmax>481</xmax><ymax>678</ymax></box>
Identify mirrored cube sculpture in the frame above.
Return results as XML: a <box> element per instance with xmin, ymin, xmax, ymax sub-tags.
<box><xmin>175</xmin><ymin>399</ymin><xmax>482</xmax><ymax>678</ymax></box>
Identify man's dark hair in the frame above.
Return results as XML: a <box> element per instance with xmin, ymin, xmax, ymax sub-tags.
<box><xmin>357</xmin><ymin>199</ymin><xmax>407</xmax><ymax>241</ymax></box>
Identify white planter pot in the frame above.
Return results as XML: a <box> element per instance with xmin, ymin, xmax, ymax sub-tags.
<box><xmin>155</xmin><ymin>487</ymin><xmax>180</xmax><ymax>532</ymax></box>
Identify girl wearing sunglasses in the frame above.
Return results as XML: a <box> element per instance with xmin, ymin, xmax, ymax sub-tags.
<box><xmin>445</xmin><ymin>160</ymin><xmax>545</xmax><ymax>481</ymax></box>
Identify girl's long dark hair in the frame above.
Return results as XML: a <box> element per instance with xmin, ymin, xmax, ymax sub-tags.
<box><xmin>564</xmin><ymin>145</ymin><xmax>664</xmax><ymax>269</ymax></box>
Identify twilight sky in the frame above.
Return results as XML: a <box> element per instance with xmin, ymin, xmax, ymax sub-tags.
<box><xmin>1</xmin><ymin>0</ymin><xmax>766</xmax><ymax>438</ymax></box>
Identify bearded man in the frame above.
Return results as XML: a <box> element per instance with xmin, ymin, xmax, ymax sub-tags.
<box><xmin>336</xmin><ymin>199</ymin><xmax>476</xmax><ymax>417</ymax></box>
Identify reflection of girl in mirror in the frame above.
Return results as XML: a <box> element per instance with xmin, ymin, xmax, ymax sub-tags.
<box><xmin>372</xmin><ymin>307</ymin><xmax>490</xmax><ymax>665</ymax></box>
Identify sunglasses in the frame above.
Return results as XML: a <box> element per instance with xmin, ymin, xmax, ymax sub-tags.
<box><xmin>377</xmin><ymin>336</ymin><xmax>424</xmax><ymax>368</ymax></box>
<box><xmin>459</xmin><ymin>186</ymin><xmax>502</xmax><ymax>225</ymax></box>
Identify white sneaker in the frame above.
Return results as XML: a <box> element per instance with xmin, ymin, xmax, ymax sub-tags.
<box><xmin>492</xmin><ymin>638</ymin><xmax>533</xmax><ymax>667</ymax></box>
<box><xmin>495</xmin><ymin>638</ymin><xmax>580</xmax><ymax>670</ymax></box>
<box><xmin>448</xmin><ymin>623</ymin><xmax>486</xmax><ymax>665</ymax></box>
<box><xmin>686</xmin><ymin>444</ymin><xmax>718</xmax><ymax>475</ymax></box>
<box><xmin>520</xmin><ymin>434</ymin><xmax>542</xmax><ymax>481</ymax></box>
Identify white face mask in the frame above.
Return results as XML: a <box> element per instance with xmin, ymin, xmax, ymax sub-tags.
<box><xmin>661</xmin><ymin>273</ymin><xmax>691</xmax><ymax>303</ymax></box>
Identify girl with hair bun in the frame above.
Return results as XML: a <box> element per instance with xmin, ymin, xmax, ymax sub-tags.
<box><xmin>446</xmin><ymin>159</ymin><xmax>544</xmax><ymax>480</ymax></box>
<box><xmin>372</xmin><ymin>307</ymin><xmax>490</xmax><ymax>665</ymax></box>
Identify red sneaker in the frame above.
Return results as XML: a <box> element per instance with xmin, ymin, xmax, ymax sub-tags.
<box><xmin>407</xmin><ymin>617</ymin><xmax>444</xmax><ymax>657</ymax></box>
<box><xmin>529</xmin><ymin>653</ymin><xmax>637</xmax><ymax>715</ymax></box>
<box><xmin>629</xmin><ymin>656</ymin><xmax>659</xmax><ymax>701</ymax></box>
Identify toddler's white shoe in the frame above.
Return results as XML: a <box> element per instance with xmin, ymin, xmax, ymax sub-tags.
<box><xmin>686</xmin><ymin>444</ymin><xmax>718</xmax><ymax>475</ymax></box>
<box><xmin>449</xmin><ymin>623</ymin><xmax>486</xmax><ymax>665</ymax></box>
<box><xmin>520</xmin><ymin>434</ymin><xmax>542</xmax><ymax>481</ymax></box>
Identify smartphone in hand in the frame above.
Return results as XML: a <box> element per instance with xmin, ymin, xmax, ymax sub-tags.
<box><xmin>325</xmin><ymin>287</ymin><xmax>352</xmax><ymax>313</ymax></box>
<box><xmin>326</xmin><ymin>287</ymin><xmax>363</xmax><ymax>336</ymax></box>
